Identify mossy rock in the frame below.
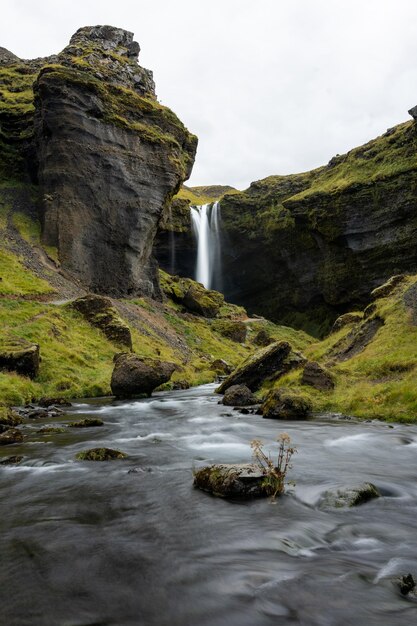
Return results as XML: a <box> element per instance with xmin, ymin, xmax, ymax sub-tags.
<box><xmin>262</xmin><ymin>388</ymin><xmax>312</xmax><ymax>419</ymax></box>
<box><xmin>222</xmin><ymin>384</ymin><xmax>257</xmax><ymax>407</ymax></box>
<box><xmin>331</xmin><ymin>312</ymin><xmax>363</xmax><ymax>334</ymax></box>
<box><xmin>37</xmin><ymin>426</ymin><xmax>67</xmax><ymax>434</ymax></box>
<box><xmin>0</xmin><ymin>337</ymin><xmax>40</xmax><ymax>379</ymax></box>
<box><xmin>194</xmin><ymin>463</ymin><xmax>267</xmax><ymax>499</ymax></box>
<box><xmin>301</xmin><ymin>361</ymin><xmax>334</xmax><ymax>391</ymax></box>
<box><xmin>371</xmin><ymin>275</ymin><xmax>406</xmax><ymax>301</ymax></box>
<box><xmin>320</xmin><ymin>483</ymin><xmax>380</xmax><ymax>509</ymax></box>
<box><xmin>217</xmin><ymin>341</ymin><xmax>293</xmax><ymax>393</ymax></box>
<box><xmin>160</xmin><ymin>273</ymin><xmax>224</xmax><ymax>317</ymax></box>
<box><xmin>253</xmin><ymin>329</ymin><xmax>272</xmax><ymax>347</ymax></box>
<box><xmin>68</xmin><ymin>418</ymin><xmax>104</xmax><ymax>428</ymax></box>
<box><xmin>111</xmin><ymin>353</ymin><xmax>176</xmax><ymax>398</ymax></box>
<box><xmin>75</xmin><ymin>447</ymin><xmax>127</xmax><ymax>461</ymax></box>
<box><xmin>0</xmin><ymin>428</ymin><xmax>23</xmax><ymax>445</ymax></box>
<box><xmin>70</xmin><ymin>294</ymin><xmax>132</xmax><ymax>348</ymax></box>
<box><xmin>0</xmin><ymin>406</ymin><xmax>23</xmax><ymax>427</ymax></box>
<box><xmin>212</xmin><ymin>319</ymin><xmax>247</xmax><ymax>343</ymax></box>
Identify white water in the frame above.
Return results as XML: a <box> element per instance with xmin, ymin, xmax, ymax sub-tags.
<box><xmin>190</xmin><ymin>202</ymin><xmax>222</xmax><ymax>289</ymax></box>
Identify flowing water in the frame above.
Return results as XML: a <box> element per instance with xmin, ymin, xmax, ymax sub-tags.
<box><xmin>190</xmin><ymin>203</ymin><xmax>222</xmax><ymax>290</ymax></box>
<box><xmin>1</xmin><ymin>384</ymin><xmax>417</xmax><ymax>625</ymax></box>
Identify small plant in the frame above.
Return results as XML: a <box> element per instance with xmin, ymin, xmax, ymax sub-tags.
<box><xmin>251</xmin><ymin>433</ymin><xmax>297</xmax><ymax>498</ymax></box>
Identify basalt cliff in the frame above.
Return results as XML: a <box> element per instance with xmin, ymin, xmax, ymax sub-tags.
<box><xmin>155</xmin><ymin>116</ymin><xmax>417</xmax><ymax>335</ymax></box>
<box><xmin>1</xmin><ymin>25</ymin><xmax>197</xmax><ymax>296</ymax></box>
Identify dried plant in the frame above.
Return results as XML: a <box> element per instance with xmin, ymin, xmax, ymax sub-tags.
<box><xmin>251</xmin><ymin>433</ymin><xmax>297</xmax><ymax>498</ymax></box>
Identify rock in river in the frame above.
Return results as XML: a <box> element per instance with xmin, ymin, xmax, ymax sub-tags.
<box><xmin>111</xmin><ymin>353</ymin><xmax>176</xmax><ymax>397</ymax></box>
<box><xmin>320</xmin><ymin>482</ymin><xmax>381</xmax><ymax>509</ymax></box>
<box><xmin>222</xmin><ymin>384</ymin><xmax>257</xmax><ymax>407</ymax></box>
<box><xmin>76</xmin><ymin>448</ymin><xmax>127</xmax><ymax>461</ymax></box>
<box><xmin>262</xmin><ymin>388</ymin><xmax>312</xmax><ymax>419</ymax></box>
<box><xmin>194</xmin><ymin>464</ymin><xmax>267</xmax><ymax>499</ymax></box>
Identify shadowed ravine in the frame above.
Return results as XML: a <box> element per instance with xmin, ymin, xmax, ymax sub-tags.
<box><xmin>1</xmin><ymin>385</ymin><xmax>417</xmax><ymax>625</ymax></box>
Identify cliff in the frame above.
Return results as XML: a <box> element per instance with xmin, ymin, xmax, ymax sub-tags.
<box><xmin>156</xmin><ymin>118</ymin><xmax>417</xmax><ymax>335</ymax></box>
<box><xmin>0</xmin><ymin>25</ymin><xmax>197</xmax><ymax>297</ymax></box>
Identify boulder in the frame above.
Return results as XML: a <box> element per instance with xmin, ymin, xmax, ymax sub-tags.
<box><xmin>301</xmin><ymin>361</ymin><xmax>334</xmax><ymax>391</ymax></box>
<box><xmin>38</xmin><ymin>397</ymin><xmax>72</xmax><ymax>407</ymax></box>
<box><xmin>71</xmin><ymin>294</ymin><xmax>132</xmax><ymax>348</ymax></box>
<box><xmin>161</xmin><ymin>274</ymin><xmax>224</xmax><ymax>317</ymax></box>
<box><xmin>0</xmin><ymin>338</ymin><xmax>40</xmax><ymax>378</ymax></box>
<box><xmin>222</xmin><ymin>384</ymin><xmax>257</xmax><ymax>407</ymax></box>
<box><xmin>253</xmin><ymin>329</ymin><xmax>272</xmax><ymax>346</ymax></box>
<box><xmin>75</xmin><ymin>448</ymin><xmax>127</xmax><ymax>461</ymax></box>
<box><xmin>262</xmin><ymin>388</ymin><xmax>312</xmax><ymax>420</ymax></box>
<box><xmin>0</xmin><ymin>407</ymin><xmax>23</xmax><ymax>427</ymax></box>
<box><xmin>212</xmin><ymin>320</ymin><xmax>247</xmax><ymax>343</ymax></box>
<box><xmin>0</xmin><ymin>455</ymin><xmax>23</xmax><ymax>465</ymax></box>
<box><xmin>320</xmin><ymin>482</ymin><xmax>380</xmax><ymax>509</ymax></box>
<box><xmin>194</xmin><ymin>463</ymin><xmax>267</xmax><ymax>499</ymax></box>
<box><xmin>331</xmin><ymin>312</ymin><xmax>363</xmax><ymax>333</ymax></box>
<box><xmin>398</xmin><ymin>574</ymin><xmax>416</xmax><ymax>596</ymax></box>
<box><xmin>0</xmin><ymin>429</ymin><xmax>23</xmax><ymax>446</ymax></box>
<box><xmin>210</xmin><ymin>359</ymin><xmax>233</xmax><ymax>375</ymax></box>
<box><xmin>111</xmin><ymin>353</ymin><xmax>176</xmax><ymax>397</ymax></box>
<box><xmin>216</xmin><ymin>341</ymin><xmax>293</xmax><ymax>393</ymax></box>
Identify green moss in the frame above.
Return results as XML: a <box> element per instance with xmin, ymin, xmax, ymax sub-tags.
<box><xmin>75</xmin><ymin>448</ymin><xmax>127</xmax><ymax>461</ymax></box>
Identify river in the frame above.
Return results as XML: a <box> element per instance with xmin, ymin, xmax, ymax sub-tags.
<box><xmin>1</xmin><ymin>384</ymin><xmax>417</xmax><ymax>625</ymax></box>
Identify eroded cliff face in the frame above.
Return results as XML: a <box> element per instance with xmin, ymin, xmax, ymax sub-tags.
<box><xmin>157</xmin><ymin>119</ymin><xmax>417</xmax><ymax>335</ymax></box>
<box><xmin>0</xmin><ymin>25</ymin><xmax>197</xmax><ymax>297</ymax></box>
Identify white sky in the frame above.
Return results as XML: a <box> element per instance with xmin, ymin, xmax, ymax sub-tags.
<box><xmin>2</xmin><ymin>0</ymin><xmax>417</xmax><ymax>189</ymax></box>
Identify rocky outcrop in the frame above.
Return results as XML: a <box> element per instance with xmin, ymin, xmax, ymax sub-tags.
<box><xmin>1</xmin><ymin>25</ymin><xmax>197</xmax><ymax>297</ymax></box>
<box><xmin>194</xmin><ymin>463</ymin><xmax>267</xmax><ymax>499</ymax></box>
<box><xmin>262</xmin><ymin>388</ymin><xmax>312</xmax><ymax>419</ymax></box>
<box><xmin>70</xmin><ymin>294</ymin><xmax>132</xmax><ymax>348</ymax></box>
<box><xmin>222</xmin><ymin>384</ymin><xmax>257</xmax><ymax>406</ymax></box>
<box><xmin>217</xmin><ymin>341</ymin><xmax>298</xmax><ymax>393</ymax></box>
<box><xmin>111</xmin><ymin>353</ymin><xmax>176</xmax><ymax>397</ymax></box>
<box><xmin>212</xmin><ymin>319</ymin><xmax>247</xmax><ymax>343</ymax></box>
<box><xmin>160</xmin><ymin>272</ymin><xmax>224</xmax><ymax>317</ymax></box>
<box><xmin>331</xmin><ymin>312</ymin><xmax>363</xmax><ymax>333</ymax></box>
<box><xmin>0</xmin><ymin>338</ymin><xmax>40</xmax><ymax>379</ymax></box>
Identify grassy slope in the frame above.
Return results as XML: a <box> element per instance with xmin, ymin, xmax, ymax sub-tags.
<box><xmin>0</xmin><ymin>202</ymin><xmax>311</xmax><ymax>406</ymax></box>
<box><xmin>261</xmin><ymin>275</ymin><xmax>417</xmax><ymax>422</ymax></box>
<box><xmin>176</xmin><ymin>184</ymin><xmax>239</xmax><ymax>206</ymax></box>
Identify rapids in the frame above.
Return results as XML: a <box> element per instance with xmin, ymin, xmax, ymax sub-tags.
<box><xmin>1</xmin><ymin>384</ymin><xmax>417</xmax><ymax>625</ymax></box>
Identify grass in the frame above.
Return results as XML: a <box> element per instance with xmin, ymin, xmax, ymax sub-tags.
<box><xmin>0</xmin><ymin>249</ymin><xmax>54</xmax><ymax>296</ymax></box>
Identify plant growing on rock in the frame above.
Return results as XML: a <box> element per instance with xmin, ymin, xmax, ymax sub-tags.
<box><xmin>251</xmin><ymin>433</ymin><xmax>297</xmax><ymax>498</ymax></box>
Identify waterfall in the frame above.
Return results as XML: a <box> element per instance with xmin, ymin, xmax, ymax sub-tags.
<box><xmin>190</xmin><ymin>202</ymin><xmax>222</xmax><ymax>290</ymax></box>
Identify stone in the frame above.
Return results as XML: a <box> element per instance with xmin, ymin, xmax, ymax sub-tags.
<box><xmin>0</xmin><ymin>338</ymin><xmax>40</xmax><ymax>379</ymax></box>
<box><xmin>320</xmin><ymin>482</ymin><xmax>380</xmax><ymax>509</ymax></box>
<box><xmin>160</xmin><ymin>274</ymin><xmax>224</xmax><ymax>317</ymax></box>
<box><xmin>398</xmin><ymin>574</ymin><xmax>416</xmax><ymax>596</ymax></box>
<box><xmin>70</xmin><ymin>294</ymin><xmax>132</xmax><ymax>348</ymax></box>
<box><xmin>210</xmin><ymin>359</ymin><xmax>233</xmax><ymax>375</ymax></box>
<box><xmin>0</xmin><ymin>429</ymin><xmax>23</xmax><ymax>446</ymax></box>
<box><xmin>212</xmin><ymin>320</ymin><xmax>247</xmax><ymax>343</ymax></box>
<box><xmin>0</xmin><ymin>407</ymin><xmax>23</xmax><ymax>427</ymax></box>
<box><xmin>222</xmin><ymin>384</ymin><xmax>257</xmax><ymax>407</ymax></box>
<box><xmin>301</xmin><ymin>361</ymin><xmax>334</xmax><ymax>391</ymax></box>
<box><xmin>328</xmin><ymin>317</ymin><xmax>384</xmax><ymax>363</ymax></box>
<box><xmin>68</xmin><ymin>418</ymin><xmax>104</xmax><ymax>428</ymax></box>
<box><xmin>262</xmin><ymin>388</ymin><xmax>312</xmax><ymax>419</ymax></box>
<box><xmin>408</xmin><ymin>105</ymin><xmax>417</xmax><ymax>121</ymax></box>
<box><xmin>172</xmin><ymin>380</ymin><xmax>190</xmax><ymax>390</ymax></box>
<box><xmin>216</xmin><ymin>341</ymin><xmax>293</xmax><ymax>393</ymax></box>
<box><xmin>331</xmin><ymin>312</ymin><xmax>363</xmax><ymax>333</ymax></box>
<box><xmin>111</xmin><ymin>353</ymin><xmax>176</xmax><ymax>397</ymax></box>
<box><xmin>253</xmin><ymin>329</ymin><xmax>272</xmax><ymax>346</ymax></box>
<box><xmin>75</xmin><ymin>447</ymin><xmax>127</xmax><ymax>461</ymax></box>
<box><xmin>38</xmin><ymin>397</ymin><xmax>72</xmax><ymax>408</ymax></box>
<box><xmin>0</xmin><ymin>455</ymin><xmax>23</xmax><ymax>465</ymax></box>
<box><xmin>193</xmin><ymin>463</ymin><xmax>267</xmax><ymax>499</ymax></box>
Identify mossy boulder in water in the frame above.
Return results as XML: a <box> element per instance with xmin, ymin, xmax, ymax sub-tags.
<box><xmin>262</xmin><ymin>388</ymin><xmax>312</xmax><ymax>419</ymax></box>
<box><xmin>0</xmin><ymin>337</ymin><xmax>40</xmax><ymax>379</ymax></box>
<box><xmin>194</xmin><ymin>463</ymin><xmax>267</xmax><ymax>499</ymax></box>
<box><xmin>0</xmin><ymin>407</ymin><xmax>23</xmax><ymax>428</ymax></box>
<box><xmin>0</xmin><ymin>428</ymin><xmax>23</xmax><ymax>445</ymax></box>
<box><xmin>76</xmin><ymin>447</ymin><xmax>127</xmax><ymax>461</ymax></box>
<box><xmin>111</xmin><ymin>353</ymin><xmax>176</xmax><ymax>397</ymax></box>
<box><xmin>222</xmin><ymin>384</ymin><xmax>257</xmax><ymax>407</ymax></box>
<box><xmin>216</xmin><ymin>341</ymin><xmax>293</xmax><ymax>393</ymax></box>
<box><xmin>68</xmin><ymin>418</ymin><xmax>104</xmax><ymax>428</ymax></box>
<box><xmin>320</xmin><ymin>482</ymin><xmax>380</xmax><ymax>509</ymax></box>
<box><xmin>71</xmin><ymin>294</ymin><xmax>132</xmax><ymax>348</ymax></box>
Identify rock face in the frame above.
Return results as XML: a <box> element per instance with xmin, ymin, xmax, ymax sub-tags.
<box><xmin>157</xmin><ymin>119</ymin><xmax>417</xmax><ymax>336</ymax></box>
<box><xmin>194</xmin><ymin>464</ymin><xmax>267</xmax><ymax>499</ymax></box>
<box><xmin>70</xmin><ymin>294</ymin><xmax>132</xmax><ymax>348</ymax></box>
<box><xmin>222</xmin><ymin>384</ymin><xmax>257</xmax><ymax>406</ymax></box>
<box><xmin>1</xmin><ymin>25</ymin><xmax>197</xmax><ymax>297</ymax></box>
<box><xmin>216</xmin><ymin>341</ymin><xmax>294</xmax><ymax>393</ymax></box>
<box><xmin>262</xmin><ymin>388</ymin><xmax>312</xmax><ymax>419</ymax></box>
<box><xmin>111</xmin><ymin>353</ymin><xmax>176</xmax><ymax>397</ymax></box>
<box><xmin>0</xmin><ymin>338</ymin><xmax>40</xmax><ymax>379</ymax></box>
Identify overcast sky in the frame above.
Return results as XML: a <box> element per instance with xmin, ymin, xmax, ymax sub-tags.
<box><xmin>2</xmin><ymin>0</ymin><xmax>417</xmax><ymax>189</ymax></box>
